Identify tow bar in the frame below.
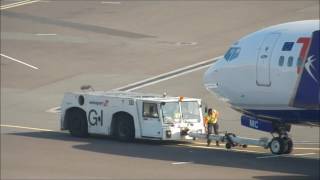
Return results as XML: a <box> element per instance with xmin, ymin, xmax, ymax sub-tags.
<box><xmin>189</xmin><ymin>131</ymin><xmax>270</xmax><ymax>150</ymax></box>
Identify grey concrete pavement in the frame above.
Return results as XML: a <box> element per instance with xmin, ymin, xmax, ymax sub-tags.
<box><xmin>1</xmin><ymin>128</ymin><xmax>319</xmax><ymax>179</ymax></box>
<box><xmin>1</xmin><ymin>0</ymin><xmax>319</xmax><ymax>179</ymax></box>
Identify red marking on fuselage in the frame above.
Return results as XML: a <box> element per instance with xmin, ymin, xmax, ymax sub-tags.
<box><xmin>296</xmin><ymin>37</ymin><xmax>311</xmax><ymax>74</ymax></box>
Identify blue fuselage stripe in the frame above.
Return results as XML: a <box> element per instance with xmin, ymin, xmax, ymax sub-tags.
<box><xmin>244</xmin><ymin>109</ymin><xmax>320</xmax><ymax>124</ymax></box>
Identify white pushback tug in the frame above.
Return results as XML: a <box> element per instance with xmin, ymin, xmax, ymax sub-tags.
<box><xmin>60</xmin><ymin>85</ymin><xmax>205</xmax><ymax>141</ymax></box>
<box><xmin>60</xmin><ymin>86</ymin><xmax>283</xmax><ymax>154</ymax></box>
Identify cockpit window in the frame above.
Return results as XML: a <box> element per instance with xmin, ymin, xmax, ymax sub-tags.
<box><xmin>287</xmin><ymin>56</ymin><xmax>294</xmax><ymax>67</ymax></box>
<box><xmin>224</xmin><ymin>47</ymin><xmax>241</xmax><ymax>61</ymax></box>
<box><xmin>278</xmin><ymin>56</ymin><xmax>285</xmax><ymax>66</ymax></box>
<box><xmin>282</xmin><ymin>42</ymin><xmax>294</xmax><ymax>51</ymax></box>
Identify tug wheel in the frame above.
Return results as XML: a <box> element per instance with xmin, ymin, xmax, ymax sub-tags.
<box><xmin>115</xmin><ymin>116</ymin><xmax>135</xmax><ymax>142</ymax></box>
<box><xmin>68</xmin><ymin>109</ymin><xmax>88</xmax><ymax>138</ymax></box>
<box><xmin>225</xmin><ymin>142</ymin><xmax>232</xmax><ymax>149</ymax></box>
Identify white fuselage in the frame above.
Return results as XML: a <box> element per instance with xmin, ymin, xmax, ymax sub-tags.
<box><xmin>204</xmin><ymin>20</ymin><xmax>319</xmax><ymax>124</ymax></box>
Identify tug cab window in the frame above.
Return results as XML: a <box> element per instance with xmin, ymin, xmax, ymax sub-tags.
<box><xmin>224</xmin><ymin>47</ymin><xmax>241</xmax><ymax>61</ymax></box>
<box><xmin>143</xmin><ymin>103</ymin><xmax>159</xmax><ymax>118</ymax></box>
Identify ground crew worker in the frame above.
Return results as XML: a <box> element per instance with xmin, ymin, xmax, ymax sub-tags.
<box><xmin>204</xmin><ymin>108</ymin><xmax>219</xmax><ymax>146</ymax></box>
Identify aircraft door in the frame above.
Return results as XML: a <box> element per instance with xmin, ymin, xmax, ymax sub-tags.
<box><xmin>256</xmin><ymin>33</ymin><xmax>281</xmax><ymax>86</ymax></box>
<box><xmin>140</xmin><ymin>102</ymin><xmax>163</xmax><ymax>138</ymax></box>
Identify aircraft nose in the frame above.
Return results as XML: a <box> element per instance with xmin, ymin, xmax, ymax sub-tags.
<box><xmin>203</xmin><ymin>62</ymin><xmax>220</xmax><ymax>91</ymax></box>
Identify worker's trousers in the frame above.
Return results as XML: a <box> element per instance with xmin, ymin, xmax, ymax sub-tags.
<box><xmin>207</xmin><ymin>123</ymin><xmax>219</xmax><ymax>146</ymax></box>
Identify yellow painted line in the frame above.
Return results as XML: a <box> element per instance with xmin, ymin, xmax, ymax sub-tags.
<box><xmin>193</xmin><ymin>141</ymin><xmax>320</xmax><ymax>150</ymax></box>
<box><xmin>176</xmin><ymin>143</ymin><xmax>266</xmax><ymax>154</ymax></box>
<box><xmin>1</xmin><ymin>124</ymin><xmax>319</xmax><ymax>152</ymax></box>
<box><xmin>1</xmin><ymin>0</ymin><xmax>40</xmax><ymax>10</ymax></box>
<box><xmin>291</xmin><ymin>153</ymin><xmax>317</xmax><ymax>156</ymax></box>
<box><xmin>193</xmin><ymin>141</ymin><xmax>251</xmax><ymax>147</ymax></box>
<box><xmin>257</xmin><ymin>153</ymin><xmax>317</xmax><ymax>159</ymax></box>
<box><xmin>294</xmin><ymin>147</ymin><xmax>320</xmax><ymax>150</ymax></box>
<box><xmin>0</xmin><ymin>124</ymin><xmax>54</xmax><ymax>132</ymax></box>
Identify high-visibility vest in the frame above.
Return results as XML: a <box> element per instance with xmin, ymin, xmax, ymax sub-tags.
<box><xmin>205</xmin><ymin>112</ymin><xmax>219</xmax><ymax>124</ymax></box>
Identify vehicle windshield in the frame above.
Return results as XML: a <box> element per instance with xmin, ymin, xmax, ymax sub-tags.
<box><xmin>161</xmin><ymin>102</ymin><xmax>181</xmax><ymax>124</ymax></box>
<box><xmin>181</xmin><ymin>101</ymin><xmax>201</xmax><ymax>123</ymax></box>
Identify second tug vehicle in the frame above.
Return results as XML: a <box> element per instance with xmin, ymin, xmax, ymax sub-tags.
<box><xmin>60</xmin><ymin>90</ymin><xmax>205</xmax><ymax>141</ymax></box>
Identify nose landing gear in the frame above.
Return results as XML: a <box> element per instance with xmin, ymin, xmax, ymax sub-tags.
<box><xmin>269</xmin><ymin>125</ymin><xmax>293</xmax><ymax>155</ymax></box>
<box><xmin>269</xmin><ymin>137</ymin><xmax>293</xmax><ymax>154</ymax></box>
<box><xmin>189</xmin><ymin>122</ymin><xmax>294</xmax><ymax>155</ymax></box>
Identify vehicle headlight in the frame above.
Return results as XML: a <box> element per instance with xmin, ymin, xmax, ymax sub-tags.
<box><xmin>166</xmin><ymin>130</ymin><xmax>172</xmax><ymax>138</ymax></box>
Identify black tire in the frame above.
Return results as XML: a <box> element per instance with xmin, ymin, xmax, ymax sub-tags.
<box><xmin>270</xmin><ymin>137</ymin><xmax>285</xmax><ymax>154</ymax></box>
<box><xmin>68</xmin><ymin>109</ymin><xmax>88</xmax><ymax>137</ymax></box>
<box><xmin>283</xmin><ymin>138</ymin><xmax>293</xmax><ymax>154</ymax></box>
<box><xmin>225</xmin><ymin>142</ymin><xmax>232</xmax><ymax>149</ymax></box>
<box><xmin>115</xmin><ymin>116</ymin><xmax>135</xmax><ymax>142</ymax></box>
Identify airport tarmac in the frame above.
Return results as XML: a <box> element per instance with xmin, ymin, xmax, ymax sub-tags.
<box><xmin>1</xmin><ymin>0</ymin><xmax>319</xmax><ymax>179</ymax></box>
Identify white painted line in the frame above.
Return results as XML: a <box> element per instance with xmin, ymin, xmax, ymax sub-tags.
<box><xmin>171</xmin><ymin>161</ymin><xmax>192</xmax><ymax>165</ymax></box>
<box><xmin>0</xmin><ymin>0</ymin><xmax>40</xmax><ymax>10</ymax></box>
<box><xmin>46</xmin><ymin>56</ymin><xmax>220</xmax><ymax>114</ymax></box>
<box><xmin>127</xmin><ymin>64</ymin><xmax>212</xmax><ymax>92</ymax></box>
<box><xmin>46</xmin><ymin>106</ymin><xmax>61</xmax><ymax>114</ymax></box>
<box><xmin>1</xmin><ymin>124</ymin><xmax>54</xmax><ymax>132</ymax></box>
<box><xmin>114</xmin><ymin>56</ymin><xmax>222</xmax><ymax>91</ymax></box>
<box><xmin>257</xmin><ymin>153</ymin><xmax>317</xmax><ymax>159</ymax></box>
<box><xmin>176</xmin><ymin>42</ymin><xmax>198</xmax><ymax>46</ymax></box>
<box><xmin>101</xmin><ymin>1</ymin><xmax>121</xmax><ymax>4</ymax></box>
<box><xmin>35</xmin><ymin>33</ymin><xmax>57</xmax><ymax>36</ymax></box>
<box><xmin>1</xmin><ymin>0</ymin><xmax>39</xmax><ymax>8</ymax></box>
<box><xmin>0</xmin><ymin>53</ymin><xmax>39</xmax><ymax>70</ymax></box>
<box><xmin>1</xmin><ymin>0</ymin><xmax>32</xmax><ymax>8</ymax></box>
